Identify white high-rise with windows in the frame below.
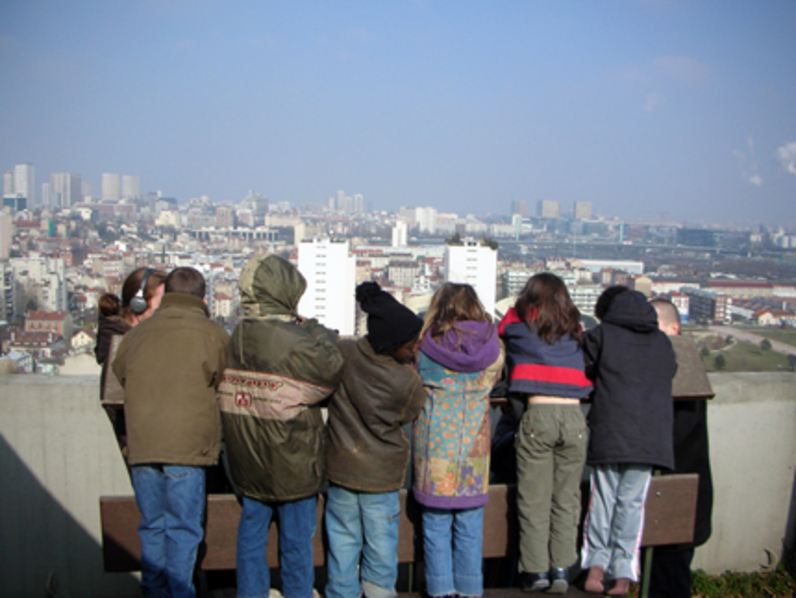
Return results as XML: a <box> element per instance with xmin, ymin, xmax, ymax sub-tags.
<box><xmin>392</xmin><ymin>221</ymin><xmax>408</xmax><ymax>247</ymax></box>
<box><xmin>102</xmin><ymin>173</ymin><xmax>121</xmax><ymax>200</ymax></box>
<box><xmin>122</xmin><ymin>175</ymin><xmax>141</xmax><ymax>199</ymax></box>
<box><xmin>444</xmin><ymin>240</ymin><xmax>498</xmax><ymax>317</ymax></box>
<box><xmin>13</xmin><ymin>164</ymin><xmax>35</xmax><ymax>206</ymax></box>
<box><xmin>50</xmin><ymin>173</ymin><xmax>83</xmax><ymax>208</ymax></box>
<box><xmin>298</xmin><ymin>238</ymin><xmax>356</xmax><ymax>335</ymax></box>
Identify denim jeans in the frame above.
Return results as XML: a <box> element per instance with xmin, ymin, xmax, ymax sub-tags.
<box><xmin>131</xmin><ymin>464</ymin><xmax>206</xmax><ymax>598</ymax></box>
<box><xmin>422</xmin><ymin>507</ymin><xmax>484</xmax><ymax>597</ymax></box>
<box><xmin>236</xmin><ymin>494</ymin><xmax>317</xmax><ymax>598</ymax></box>
<box><xmin>325</xmin><ymin>485</ymin><xmax>400</xmax><ymax>598</ymax></box>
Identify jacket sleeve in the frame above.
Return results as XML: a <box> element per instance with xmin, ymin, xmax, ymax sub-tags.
<box><xmin>296</xmin><ymin>319</ymin><xmax>345</xmax><ymax>400</ymax></box>
<box><xmin>111</xmin><ymin>335</ymin><xmax>129</xmax><ymax>388</ymax></box>
<box><xmin>582</xmin><ymin>327</ymin><xmax>602</xmax><ymax>382</ymax></box>
<box><xmin>400</xmin><ymin>373</ymin><xmax>427</xmax><ymax>425</ymax></box>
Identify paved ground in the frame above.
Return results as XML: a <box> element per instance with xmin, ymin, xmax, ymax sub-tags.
<box><xmin>707</xmin><ymin>326</ymin><xmax>796</xmax><ymax>357</ymax></box>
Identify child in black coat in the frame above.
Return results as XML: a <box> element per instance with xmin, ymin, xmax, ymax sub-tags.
<box><xmin>581</xmin><ymin>288</ymin><xmax>676</xmax><ymax>595</ymax></box>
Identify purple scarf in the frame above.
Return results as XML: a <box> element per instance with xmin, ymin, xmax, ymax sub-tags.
<box><xmin>420</xmin><ymin>320</ymin><xmax>500</xmax><ymax>373</ymax></box>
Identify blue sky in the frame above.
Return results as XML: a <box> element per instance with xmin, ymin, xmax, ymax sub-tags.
<box><xmin>1</xmin><ymin>0</ymin><xmax>795</xmax><ymax>225</ymax></box>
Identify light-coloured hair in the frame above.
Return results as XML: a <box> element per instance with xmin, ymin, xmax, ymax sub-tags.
<box><xmin>420</xmin><ymin>283</ymin><xmax>491</xmax><ymax>348</ymax></box>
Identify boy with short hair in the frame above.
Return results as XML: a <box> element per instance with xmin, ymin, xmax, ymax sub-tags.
<box><xmin>648</xmin><ymin>299</ymin><xmax>713</xmax><ymax>598</ymax></box>
<box><xmin>113</xmin><ymin>267</ymin><xmax>230</xmax><ymax>598</ymax></box>
<box><xmin>581</xmin><ymin>288</ymin><xmax>676</xmax><ymax>596</ymax></box>
<box><xmin>324</xmin><ymin>281</ymin><xmax>426</xmax><ymax>598</ymax></box>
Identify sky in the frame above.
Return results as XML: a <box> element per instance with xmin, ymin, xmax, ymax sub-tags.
<box><xmin>1</xmin><ymin>0</ymin><xmax>795</xmax><ymax>226</ymax></box>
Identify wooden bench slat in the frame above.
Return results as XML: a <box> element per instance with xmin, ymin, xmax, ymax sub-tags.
<box><xmin>100</xmin><ymin>474</ymin><xmax>698</xmax><ymax>572</ymax></box>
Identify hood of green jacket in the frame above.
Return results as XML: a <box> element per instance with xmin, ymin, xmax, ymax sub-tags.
<box><xmin>239</xmin><ymin>254</ymin><xmax>306</xmax><ymax>318</ymax></box>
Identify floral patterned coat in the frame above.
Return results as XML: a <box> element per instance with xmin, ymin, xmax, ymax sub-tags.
<box><xmin>413</xmin><ymin>340</ymin><xmax>504</xmax><ymax>509</ymax></box>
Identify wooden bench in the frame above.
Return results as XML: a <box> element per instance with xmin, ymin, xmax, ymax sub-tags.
<box><xmin>101</xmin><ymin>474</ymin><xmax>697</xmax><ymax>595</ymax></box>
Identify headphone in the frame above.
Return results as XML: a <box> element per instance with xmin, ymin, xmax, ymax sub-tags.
<box><xmin>129</xmin><ymin>268</ymin><xmax>156</xmax><ymax>315</ymax></box>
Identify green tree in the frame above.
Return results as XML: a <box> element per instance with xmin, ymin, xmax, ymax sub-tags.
<box><xmin>759</xmin><ymin>338</ymin><xmax>772</xmax><ymax>351</ymax></box>
<box><xmin>714</xmin><ymin>354</ymin><xmax>727</xmax><ymax>371</ymax></box>
<box><xmin>445</xmin><ymin>232</ymin><xmax>463</xmax><ymax>246</ymax></box>
<box><xmin>700</xmin><ymin>347</ymin><xmax>710</xmax><ymax>358</ymax></box>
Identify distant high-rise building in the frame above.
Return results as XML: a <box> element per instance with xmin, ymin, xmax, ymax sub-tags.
<box><xmin>41</xmin><ymin>183</ymin><xmax>51</xmax><ymax>208</ymax></box>
<box><xmin>574</xmin><ymin>201</ymin><xmax>592</xmax><ymax>220</ymax></box>
<box><xmin>511</xmin><ymin>200</ymin><xmax>528</xmax><ymax>217</ymax></box>
<box><xmin>417</xmin><ymin>207</ymin><xmax>437</xmax><ymax>234</ymax></box>
<box><xmin>0</xmin><ymin>213</ymin><xmax>11</xmax><ymax>261</ymax></box>
<box><xmin>537</xmin><ymin>200</ymin><xmax>560</xmax><ymax>219</ymax></box>
<box><xmin>445</xmin><ymin>240</ymin><xmax>498</xmax><ymax>317</ymax></box>
<box><xmin>11</xmin><ymin>164</ymin><xmax>35</xmax><ymax>206</ymax></box>
<box><xmin>3</xmin><ymin>171</ymin><xmax>14</xmax><ymax>196</ymax></box>
<box><xmin>82</xmin><ymin>180</ymin><xmax>93</xmax><ymax>200</ymax></box>
<box><xmin>121</xmin><ymin>175</ymin><xmax>141</xmax><ymax>199</ymax></box>
<box><xmin>298</xmin><ymin>238</ymin><xmax>356</xmax><ymax>335</ymax></box>
<box><xmin>353</xmin><ymin>194</ymin><xmax>364</xmax><ymax>214</ymax></box>
<box><xmin>50</xmin><ymin>173</ymin><xmax>83</xmax><ymax>208</ymax></box>
<box><xmin>392</xmin><ymin>221</ymin><xmax>408</xmax><ymax>247</ymax></box>
<box><xmin>215</xmin><ymin>206</ymin><xmax>235</xmax><ymax>228</ymax></box>
<box><xmin>101</xmin><ymin>173</ymin><xmax>120</xmax><ymax>200</ymax></box>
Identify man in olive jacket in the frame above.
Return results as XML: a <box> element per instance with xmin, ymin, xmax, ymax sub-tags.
<box><xmin>113</xmin><ymin>267</ymin><xmax>230</xmax><ymax>598</ymax></box>
<box><xmin>217</xmin><ymin>254</ymin><xmax>343</xmax><ymax>598</ymax></box>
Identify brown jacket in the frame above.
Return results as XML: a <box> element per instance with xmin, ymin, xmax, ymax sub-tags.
<box><xmin>326</xmin><ymin>337</ymin><xmax>426</xmax><ymax>492</ymax></box>
<box><xmin>113</xmin><ymin>293</ymin><xmax>230</xmax><ymax>466</ymax></box>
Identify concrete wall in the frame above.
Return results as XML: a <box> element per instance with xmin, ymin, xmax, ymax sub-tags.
<box><xmin>693</xmin><ymin>372</ymin><xmax>796</xmax><ymax>574</ymax></box>
<box><xmin>0</xmin><ymin>373</ymin><xmax>795</xmax><ymax>596</ymax></box>
<box><xmin>0</xmin><ymin>375</ymin><xmax>138</xmax><ymax>598</ymax></box>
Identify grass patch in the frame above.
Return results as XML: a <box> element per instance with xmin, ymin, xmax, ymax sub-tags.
<box><xmin>690</xmin><ymin>565</ymin><xmax>795</xmax><ymax>597</ymax></box>
<box><xmin>701</xmin><ymin>340</ymin><xmax>790</xmax><ymax>372</ymax></box>
<box><xmin>750</xmin><ymin>328</ymin><xmax>796</xmax><ymax>349</ymax></box>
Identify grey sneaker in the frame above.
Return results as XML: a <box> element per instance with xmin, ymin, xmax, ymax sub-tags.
<box><xmin>547</xmin><ymin>568</ymin><xmax>568</xmax><ymax>594</ymax></box>
<box><xmin>520</xmin><ymin>571</ymin><xmax>550</xmax><ymax>592</ymax></box>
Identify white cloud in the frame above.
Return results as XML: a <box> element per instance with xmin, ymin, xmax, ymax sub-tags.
<box><xmin>650</xmin><ymin>55</ymin><xmax>715</xmax><ymax>87</ymax></box>
<box><xmin>776</xmin><ymin>141</ymin><xmax>796</xmax><ymax>175</ymax></box>
<box><xmin>643</xmin><ymin>93</ymin><xmax>666</xmax><ymax>112</ymax></box>
<box><xmin>619</xmin><ymin>55</ymin><xmax>715</xmax><ymax>89</ymax></box>
<box><xmin>734</xmin><ymin>137</ymin><xmax>763</xmax><ymax>187</ymax></box>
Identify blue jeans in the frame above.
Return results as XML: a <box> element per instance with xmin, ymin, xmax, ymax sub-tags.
<box><xmin>422</xmin><ymin>507</ymin><xmax>484</xmax><ymax>597</ymax></box>
<box><xmin>236</xmin><ymin>494</ymin><xmax>317</xmax><ymax>598</ymax></box>
<box><xmin>325</xmin><ymin>485</ymin><xmax>400</xmax><ymax>598</ymax></box>
<box><xmin>131</xmin><ymin>464</ymin><xmax>207</xmax><ymax>598</ymax></box>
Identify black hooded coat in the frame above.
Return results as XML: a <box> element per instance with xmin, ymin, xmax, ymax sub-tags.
<box><xmin>583</xmin><ymin>291</ymin><xmax>676</xmax><ymax>470</ymax></box>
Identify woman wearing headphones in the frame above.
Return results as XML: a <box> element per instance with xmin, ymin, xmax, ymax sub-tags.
<box><xmin>95</xmin><ymin>267</ymin><xmax>167</xmax><ymax>455</ymax></box>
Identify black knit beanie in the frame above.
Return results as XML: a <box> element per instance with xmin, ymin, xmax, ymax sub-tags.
<box><xmin>356</xmin><ymin>281</ymin><xmax>423</xmax><ymax>354</ymax></box>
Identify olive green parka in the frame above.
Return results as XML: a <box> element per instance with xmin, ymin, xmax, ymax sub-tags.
<box><xmin>218</xmin><ymin>254</ymin><xmax>344</xmax><ymax>502</ymax></box>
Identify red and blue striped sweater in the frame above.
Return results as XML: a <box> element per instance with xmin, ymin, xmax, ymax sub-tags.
<box><xmin>498</xmin><ymin>307</ymin><xmax>592</xmax><ymax>399</ymax></box>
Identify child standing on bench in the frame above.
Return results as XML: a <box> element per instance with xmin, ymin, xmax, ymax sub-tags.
<box><xmin>498</xmin><ymin>273</ymin><xmax>593</xmax><ymax>593</ymax></box>
<box><xmin>581</xmin><ymin>287</ymin><xmax>676</xmax><ymax>595</ymax></box>
<box><xmin>325</xmin><ymin>282</ymin><xmax>426</xmax><ymax>598</ymax></box>
<box><xmin>413</xmin><ymin>283</ymin><xmax>504</xmax><ymax>598</ymax></box>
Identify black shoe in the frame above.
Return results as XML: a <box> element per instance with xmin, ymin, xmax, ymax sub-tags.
<box><xmin>547</xmin><ymin>568</ymin><xmax>568</xmax><ymax>594</ymax></box>
<box><xmin>521</xmin><ymin>571</ymin><xmax>550</xmax><ymax>592</ymax></box>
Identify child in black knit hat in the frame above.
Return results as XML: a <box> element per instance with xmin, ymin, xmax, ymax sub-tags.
<box><xmin>324</xmin><ymin>282</ymin><xmax>426</xmax><ymax>598</ymax></box>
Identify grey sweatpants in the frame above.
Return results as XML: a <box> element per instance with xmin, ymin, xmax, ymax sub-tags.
<box><xmin>581</xmin><ymin>463</ymin><xmax>652</xmax><ymax>581</ymax></box>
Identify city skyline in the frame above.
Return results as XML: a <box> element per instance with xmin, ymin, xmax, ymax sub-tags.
<box><xmin>1</xmin><ymin>2</ymin><xmax>795</xmax><ymax>225</ymax></box>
